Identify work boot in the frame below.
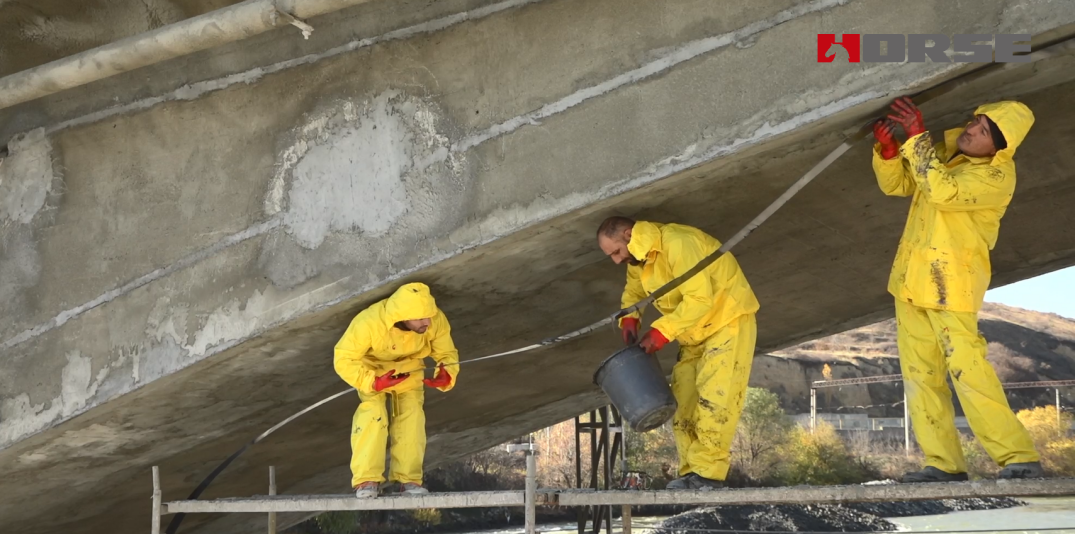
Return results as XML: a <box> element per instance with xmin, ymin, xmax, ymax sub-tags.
<box><xmin>354</xmin><ymin>482</ymin><xmax>379</xmax><ymax>499</ymax></box>
<box><xmin>665</xmin><ymin>473</ymin><xmax>723</xmax><ymax>490</ymax></box>
<box><xmin>901</xmin><ymin>466</ymin><xmax>969</xmax><ymax>483</ymax></box>
<box><xmin>999</xmin><ymin>462</ymin><xmax>1045</xmax><ymax>479</ymax></box>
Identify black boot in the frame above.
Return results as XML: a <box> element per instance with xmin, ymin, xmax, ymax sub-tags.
<box><xmin>665</xmin><ymin>473</ymin><xmax>723</xmax><ymax>490</ymax></box>
<box><xmin>999</xmin><ymin>462</ymin><xmax>1044</xmax><ymax>479</ymax></box>
<box><xmin>901</xmin><ymin>466</ymin><xmax>969</xmax><ymax>483</ymax></box>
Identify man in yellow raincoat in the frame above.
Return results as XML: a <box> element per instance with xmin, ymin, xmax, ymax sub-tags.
<box><xmin>873</xmin><ymin>97</ymin><xmax>1042</xmax><ymax>482</ymax></box>
<box><xmin>334</xmin><ymin>282</ymin><xmax>459</xmax><ymax>498</ymax></box>
<box><xmin>598</xmin><ymin>217</ymin><xmax>759</xmax><ymax>489</ymax></box>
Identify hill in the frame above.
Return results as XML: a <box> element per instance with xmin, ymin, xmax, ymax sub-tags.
<box><xmin>751</xmin><ymin>303</ymin><xmax>1075</xmax><ymax>417</ymax></box>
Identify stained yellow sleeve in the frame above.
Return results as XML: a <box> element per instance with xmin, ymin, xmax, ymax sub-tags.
<box><xmin>334</xmin><ymin>317</ymin><xmax>377</xmax><ymax>395</ymax></box>
<box><xmin>618</xmin><ymin>264</ymin><xmax>647</xmax><ymax>327</ymax></box>
<box><xmin>901</xmin><ymin>133</ymin><xmax>1015</xmax><ymax>211</ymax></box>
<box><xmin>872</xmin><ymin>143</ymin><xmax>916</xmax><ymax>197</ymax></box>
<box><xmin>429</xmin><ymin>312</ymin><xmax>459</xmax><ymax>392</ymax></box>
<box><xmin>649</xmin><ymin>234</ymin><xmax>714</xmax><ymax>341</ymax></box>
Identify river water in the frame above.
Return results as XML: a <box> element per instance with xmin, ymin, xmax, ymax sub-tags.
<box><xmin>461</xmin><ymin>497</ymin><xmax>1075</xmax><ymax>534</ymax></box>
<box><xmin>889</xmin><ymin>497</ymin><xmax>1075</xmax><ymax>533</ymax></box>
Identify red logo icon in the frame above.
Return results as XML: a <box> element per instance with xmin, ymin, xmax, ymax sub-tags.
<box><xmin>817</xmin><ymin>34</ymin><xmax>861</xmax><ymax>62</ymax></box>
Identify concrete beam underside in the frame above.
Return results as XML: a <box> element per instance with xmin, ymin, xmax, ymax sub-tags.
<box><xmin>2</xmin><ymin>1</ymin><xmax>1075</xmax><ymax>534</ymax></box>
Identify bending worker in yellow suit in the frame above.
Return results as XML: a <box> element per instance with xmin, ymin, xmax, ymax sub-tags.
<box><xmin>597</xmin><ymin>217</ymin><xmax>759</xmax><ymax>489</ymax></box>
<box><xmin>334</xmin><ymin>282</ymin><xmax>459</xmax><ymax>498</ymax></box>
<box><xmin>873</xmin><ymin>97</ymin><xmax>1042</xmax><ymax>482</ymax></box>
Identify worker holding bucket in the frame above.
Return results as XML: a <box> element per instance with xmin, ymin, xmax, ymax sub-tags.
<box><xmin>872</xmin><ymin>97</ymin><xmax>1042</xmax><ymax>482</ymax></box>
<box><xmin>597</xmin><ymin>217</ymin><xmax>759</xmax><ymax>489</ymax></box>
<box><xmin>334</xmin><ymin>283</ymin><xmax>459</xmax><ymax>498</ymax></box>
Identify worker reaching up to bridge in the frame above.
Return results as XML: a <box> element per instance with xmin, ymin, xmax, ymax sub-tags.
<box><xmin>598</xmin><ymin>217</ymin><xmax>760</xmax><ymax>489</ymax></box>
<box><xmin>334</xmin><ymin>282</ymin><xmax>459</xmax><ymax>498</ymax></box>
<box><xmin>873</xmin><ymin>97</ymin><xmax>1042</xmax><ymax>482</ymax></box>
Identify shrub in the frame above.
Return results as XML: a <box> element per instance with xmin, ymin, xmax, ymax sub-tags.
<box><xmin>1017</xmin><ymin>405</ymin><xmax>1075</xmax><ymax>476</ymax></box>
<box><xmin>411</xmin><ymin>508</ymin><xmax>441</xmax><ymax>526</ymax></box>
<box><xmin>315</xmin><ymin>512</ymin><xmax>357</xmax><ymax>534</ymax></box>
<box><xmin>778</xmin><ymin>422</ymin><xmax>878</xmax><ymax>485</ymax></box>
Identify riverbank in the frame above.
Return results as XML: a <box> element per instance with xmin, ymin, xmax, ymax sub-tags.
<box><xmin>288</xmin><ymin>496</ymin><xmax>1026</xmax><ymax>534</ymax></box>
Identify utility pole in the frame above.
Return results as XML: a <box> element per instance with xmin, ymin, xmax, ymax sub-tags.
<box><xmin>810</xmin><ymin>388</ymin><xmax>817</xmax><ymax>434</ymax></box>
<box><xmin>903</xmin><ymin>391</ymin><xmax>910</xmax><ymax>455</ymax></box>
<box><xmin>1058</xmin><ymin>388</ymin><xmax>1063</xmax><ymax>436</ymax></box>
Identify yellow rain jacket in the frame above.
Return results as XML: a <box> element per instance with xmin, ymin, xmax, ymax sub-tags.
<box><xmin>334</xmin><ymin>283</ymin><xmax>459</xmax><ymax>396</ymax></box>
<box><xmin>619</xmin><ymin>221</ymin><xmax>759</xmax><ymax>346</ymax></box>
<box><xmin>872</xmin><ymin>101</ymin><xmax>1035</xmax><ymax>313</ymax></box>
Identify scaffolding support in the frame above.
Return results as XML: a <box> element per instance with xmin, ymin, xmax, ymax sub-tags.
<box><xmin>153</xmin><ymin>379</ymin><xmax>1075</xmax><ymax>532</ymax></box>
<box><xmin>506</xmin><ymin>442</ymin><xmax>540</xmax><ymax>534</ymax></box>
<box><xmin>554</xmin><ymin>478</ymin><xmax>1075</xmax><ymax>507</ymax></box>
<box><xmin>574</xmin><ymin>406</ymin><xmax>622</xmax><ymax>534</ymax></box>
<box><xmin>526</xmin><ymin>450</ymin><xmax>537</xmax><ymax>534</ymax></box>
<box><xmin>151</xmin><ymin>466</ymin><xmax>162</xmax><ymax>534</ymax></box>
<box><xmin>268</xmin><ymin>466</ymin><xmax>277</xmax><ymax>534</ymax></box>
<box><xmin>157</xmin><ymin>476</ymin><xmax>1075</xmax><ymax>516</ymax></box>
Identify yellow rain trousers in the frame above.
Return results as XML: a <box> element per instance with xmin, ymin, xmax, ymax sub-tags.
<box><xmin>895</xmin><ymin>299</ymin><xmax>1037</xmax><ymax>473</ymax></box>
<box><xmin>334</xmin><ymin>283</ymin><xmax>459</xmax><ymax>488</ymax></box>
<box><xmin>671</xmin><ymin>313</ymin><xmax>757</xmax><ymax>480</ymax></box>
<box><xmin>619</xmin><ymin>221</ymin><xmax>760</xmax><ymax>481</ymax></box>
<box><xmin>873</xmin><ymin>101</ymin><xmax>1039</xmax><ymax>473</ymax></box>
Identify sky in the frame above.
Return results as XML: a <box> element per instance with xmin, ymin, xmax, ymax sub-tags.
<box><xmin>985</xmin><ymin>265</ymin><xmax>1075</xmax><ymax>320</ymax></box>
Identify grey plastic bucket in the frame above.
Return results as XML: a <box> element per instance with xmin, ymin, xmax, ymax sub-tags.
<box><xmin>593</xmin><ymin>345</ymin><xmax>677</xmax><ymax>432</ymax></box>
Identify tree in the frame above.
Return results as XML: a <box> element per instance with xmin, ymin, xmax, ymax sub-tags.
<box><xmin>535</xmin><ymin>419</ymin><xmax>584</xmax><ymax>488</ymax></box>
<box><xmin>731</xmin><ymin>388</ymin><xmax>794</xmax><ymax>483</ymax></box>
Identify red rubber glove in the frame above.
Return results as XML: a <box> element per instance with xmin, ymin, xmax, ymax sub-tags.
<box><xmin>373</xmin><ymin>370</ymin><xmax>408</xmax><ymax>392</ymax></box>
<box><xmin>423</xmin><ymin>364</ymin><xmax>452</xmax><ymax>388</ymax></box>
<box><xmin>639</xmin><ymin>329</ymin><xmax>669</xmax><ymax>354</ymax></box>
<box><xmin>887</xmin><ymin>96</ymin><xmax>925</xmax><ymax>138</ymax></box>
<box><xmin>620</xmin><ymin>317</ymin><xmax>641</xmax><ymax>345</ymax></box>
<box><xmin>873</xmin><ymin>119</ymin><xmax>900</xmax><ymax>160</ymax></box>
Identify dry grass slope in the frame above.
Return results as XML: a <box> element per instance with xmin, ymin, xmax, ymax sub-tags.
<box><xmin>766</xmin><ymin>303</ymin><xmax>1075</xmax><ymax>414</ymax></box>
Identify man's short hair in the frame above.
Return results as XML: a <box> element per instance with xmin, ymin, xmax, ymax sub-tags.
<box><xmin>597</xmin><ymin>216</ymin><xmax>635</xmax><ymax>239</ymax></box>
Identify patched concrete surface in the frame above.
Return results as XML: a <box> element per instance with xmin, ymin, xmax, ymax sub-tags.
<box><xmin>1</xmin><ymin>0</ymin><xmax>1075</xmax><ymax>533</ymax></box>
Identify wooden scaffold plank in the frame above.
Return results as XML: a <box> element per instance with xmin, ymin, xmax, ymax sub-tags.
<box><xmin>163</xmin><ymin>490</ymin><xmax>527</xmax><ymax>514</ymax></box>
<box><xmin>554</xmin><ymin>478</ymin><xmax>1075</xmax><ymax>507</ymax></box>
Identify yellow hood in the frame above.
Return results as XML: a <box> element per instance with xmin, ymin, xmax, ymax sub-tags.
<box><xmin>627</xmin><ymin>221</ymin><xmax>663</xmax><ymax>261</ymax></box>
<box><xmin>384</xmin><ymin>282</ymin><xmax>439</xmax><ymax>324</ymax></box>
<box><xmin>975</xmin><ymin>101</ymin><xmax>1034</xmax><ymax>166</ymax></box>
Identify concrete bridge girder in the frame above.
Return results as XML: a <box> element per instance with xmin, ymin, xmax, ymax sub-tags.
<box><xmin>1</xmin><ymin>0</ymin><xmax>1075</xmax><ymax>533</ymax></box>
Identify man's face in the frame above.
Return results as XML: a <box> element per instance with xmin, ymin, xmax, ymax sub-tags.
<box><xmin>402</xmin><ymin>318</ymin><xmax>432</xmax><ymax>333</ymax></box>
<box><xmin>957</xmin><ymin>114</ymin><xmax>998</xmax><ymax>158</ymax></box>
<box><xmin>598</xmin><ymin>228</ymin><xmax>639</xmax><ymax>266</ymax></box>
